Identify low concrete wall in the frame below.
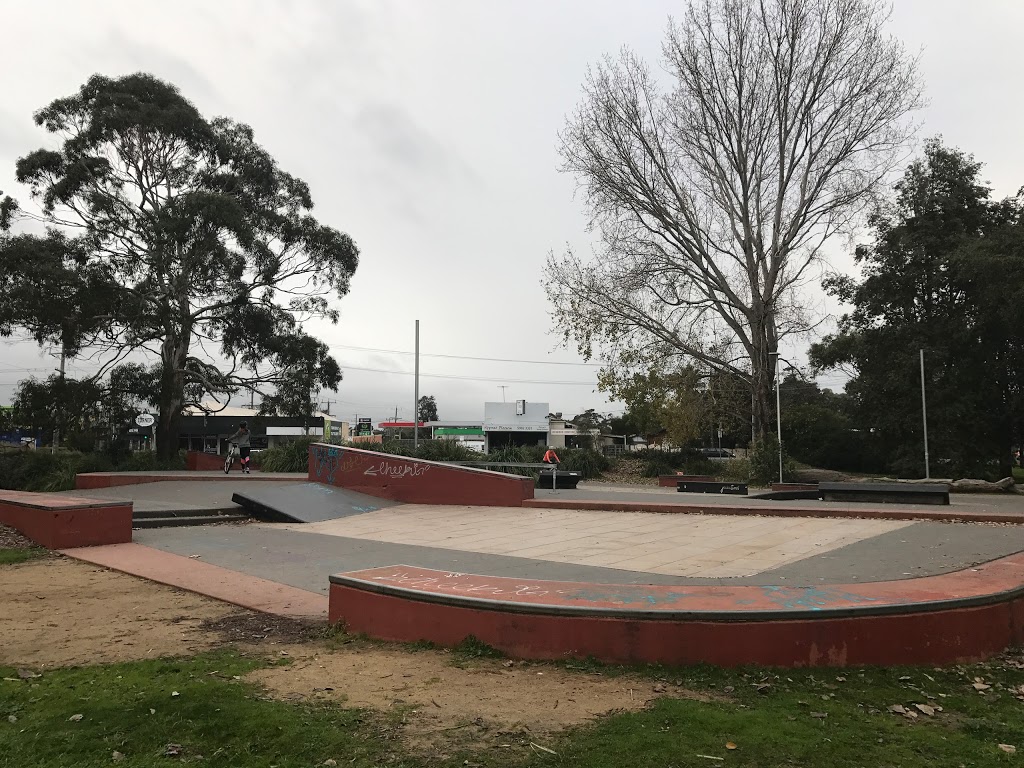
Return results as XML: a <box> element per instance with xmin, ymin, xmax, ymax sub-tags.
<box><xmin>328</xmin><ymin>559</ymin><xmax>1024</xmax><ymax>667</ymax></box>
<box><xmin>0</xmin><ymin>491</ymin><xmax>132</xmax><ymax>549</ymax></box>
<box><xmin>186</xmin><ymin>451</ymin><xmax>224</xmax><ymax>471</ymax></box>
<box><xmin>308</xmin><ymin>443</ymin><xmax>534</xmax><ymax>506</ymax></box>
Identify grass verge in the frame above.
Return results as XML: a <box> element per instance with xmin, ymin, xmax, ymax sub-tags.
<box><xmin>4</xmin><ymin>650</ymin><xmax>1024</xmax><ymax>766</ymax></box>
<box><xmin>0</xmin><ymin>547</ymin><xmax>46</xmax><ymax>565</ymax></box>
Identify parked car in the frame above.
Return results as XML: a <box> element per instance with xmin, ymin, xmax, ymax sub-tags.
<box><xmin>699</xmin><ymin>447</ymin><xmax>735</xmax><ymax>458</ymax></box>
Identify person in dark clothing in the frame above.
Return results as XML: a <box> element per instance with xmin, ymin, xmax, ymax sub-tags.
<box><xmin>226</xmin><ymin>421</ymin><xmax>252</xmax><ymax>474</ymax></box>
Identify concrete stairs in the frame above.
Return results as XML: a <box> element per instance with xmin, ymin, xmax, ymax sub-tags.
<box><xmin>132</xmin><ymin>508</ymin><xmax>250</xmax><ymax>529</ymax></box>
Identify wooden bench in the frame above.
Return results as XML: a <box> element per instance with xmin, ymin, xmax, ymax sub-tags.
<box><xmin>677</xmin><ymin>480</ymin><xmax>748</xmax><ymax>495</ymax></box>
<box><xmin>819</xmin><ymin>481</ymin><xmax>950</xmax><ymax>506</ymax></box>
<box><xmin>0</xmin><ymin>490</ymin><xmax>133</xmax><ymax>548</ymax></box>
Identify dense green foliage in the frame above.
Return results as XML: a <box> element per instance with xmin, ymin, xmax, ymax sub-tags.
<box><xmin>0</xmin><ymin>449</ymin><xmax>186</xmax><ymax>492</ymax></box>
<box><xmin>0</xmin><ymin>73</ymin><xmax>358</xmax><ymax>458</ymax></box>
<box><xmin>812</xmin><ymin>139</ymin><xmax>1024</xmax><ymax>479</ymax></box>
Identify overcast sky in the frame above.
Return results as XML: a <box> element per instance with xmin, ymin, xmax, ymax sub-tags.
<box><xmin>2</xmin><ymin>0</ymin><xmax>1023</xmax><ymax>425</ymax></box>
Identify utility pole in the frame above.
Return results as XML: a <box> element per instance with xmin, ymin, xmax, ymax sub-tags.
<box><xmin>769</xmin><ymin>351</ymin><xmax>783</xmax><ymax>484</ymax></box>
<box><xmin>920</xmin><ymin>349</ymin><xmax>931</xmax><ymax>480</ymax></box>
<box><xmin>498</xmin><ymin>385</ymin><xmax>508</xmax><ymax>403</ymax></box>
<box><xmin>413</xmin><ymin>320</ymin><xmax>420</xmax><ymax>449</ymax></box>
<box><xmin>52</xmin><ymin>342</ymin><xmax>66</xmax><ymax>454</ymax></box>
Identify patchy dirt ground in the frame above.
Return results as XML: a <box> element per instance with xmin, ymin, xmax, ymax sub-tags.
<box><xmin>0</xmin><ymin>557</ymin><xmax>240</xmax><ymax>668</ymax></box>
<box><xmin>0</xmin><ymin>556</ymin><xmax>699</xmax><ymax>754</ymax></box>
<box><xmin>249</xmin><ymin>645</ymin><xmax>695</xmax><ymax>752</ymax></box>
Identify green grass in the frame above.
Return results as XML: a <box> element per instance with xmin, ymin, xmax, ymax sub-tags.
<box><xmin>1013</xmin><ymin>466</ymin><xmax>1023</xmax><ymax>483</ymax></box>
<box><xmin>0</xmin><ymin>547</ymin><xmax>46</xmax><ymax>565</ymax></box>
<box><xmin>0</xmin><ymin>651</ymin><xmax>404</xmax><ymax>768</ymax></box>
<box><xmin>5</xmin><ymin>650</ymin><xmax>1024</xmax><ymax>767</ymax></box>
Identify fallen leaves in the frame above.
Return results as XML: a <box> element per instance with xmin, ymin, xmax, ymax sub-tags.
<box><xmin>999</xmin><ymin>744</ymin><xmax>1017</xmax><ymax>754</ymax></box>
<box><xmin>68</xmin><ymin>714</ymin><xmax>83</xmax><ymax>722</ymax></box>
<box><xmin>725</xmin><ymin>742</ymin><xmax>738</xmax><ymax>750</ymax></box>
<box><xmin>163</xmin><ymin>744</ymin><xmax>183</xmax><ymax>757</ymax></box>
<box><xmin>111</xmin><ymin>751</ymin><xmax>125</xmax><ymax>762</ymax></box>
<box><xmin>888</xmin><ymin>702</ymin><xmax>943</xmax><ymax>720</ymax></box>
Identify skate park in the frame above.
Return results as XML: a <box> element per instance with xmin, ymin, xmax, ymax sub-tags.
<box><xmin>4</xmin><ymin>441</ymin><xmax>1024</xmax><ymax>668</ymax></box>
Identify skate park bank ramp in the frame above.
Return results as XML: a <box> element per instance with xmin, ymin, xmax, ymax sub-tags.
<box><xmin>232</xmin><ymin>482</ymin><xmax>399</xmax><ymax>523</ymax></box>
<box><xmin>307</xmin><ymin>443</ymin><xmax>535</xmax><ymax>507</ymax></box>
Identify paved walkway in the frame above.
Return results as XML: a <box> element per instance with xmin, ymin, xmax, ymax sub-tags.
<box><xmin>61</xmin><ymin>479</ymin><xmax>307</xmax><ymax>514</ymax></box>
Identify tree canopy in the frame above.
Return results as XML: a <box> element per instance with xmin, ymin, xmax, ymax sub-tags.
<box><xmin>0</xmin><ymin>73</ymin><xmax>359</xmax><ymax>457</ymax></box>
<box><xmin>811</xmin><ymin>138</ymin><xmax>1024</xmax><ymax>478</ymax></box>
<box><xmin>417</xmin><ymin>395</ymin><xmax>439</xmax><ymax>423</ymax></box>
<box><xmin>546</xmin><ymin>0</ymin><xmax>922</xmax><ymax>439</ymax></box>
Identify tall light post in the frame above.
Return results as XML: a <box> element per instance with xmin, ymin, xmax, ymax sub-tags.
<box><xmin>769</xmin><ymin>351</ymin><xmax>783</xmax><ymax>484</ymax></box>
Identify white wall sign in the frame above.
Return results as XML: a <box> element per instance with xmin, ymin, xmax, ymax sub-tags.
<box><xmin>135</xmin><ymin>413</ymin><xmax>155</xmax><ymax>427</ymax></box>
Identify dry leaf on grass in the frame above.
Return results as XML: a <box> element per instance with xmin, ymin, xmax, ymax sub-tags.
<box><xmin>999</xmin><ymin>744</ymin><xmax>1017</xmax><ymax>754</ymax></box>
<box><xmin>68</xmin><ymin>714</ymin><xmax>83</xmax><ymax>722</ymax></box>
<box><xmin>725</xmin><ymin>742</ymin><xmax>738</xmax><ymax>750</ymax></box>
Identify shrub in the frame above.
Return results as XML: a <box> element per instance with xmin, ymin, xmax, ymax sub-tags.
<box><xmin>414</xmin><ymin>440</ymin><xmax>478</xmax><ymax>463</ymax></box>
<box><xmin>749</xmin><ymin>434</ymin><xmax>795</xmax><ymax>486</ymax></box>
<box><xmin>257</xmin><ymin>438</ymin><xmax>317</xmax><ymax>473</ymax></box>
<box><xmin>557</xmin><ymin>448</ymin><xmax>610</xmax><ymax>479</ymax></box>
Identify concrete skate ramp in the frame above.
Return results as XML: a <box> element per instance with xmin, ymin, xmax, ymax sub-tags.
<box><xmin>232</xmin><ymin>482</ymin><xmax>397</xmax><ymax>524</ymax></box>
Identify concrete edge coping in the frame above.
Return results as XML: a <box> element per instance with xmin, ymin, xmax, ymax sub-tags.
<box><xmin>328</xmin><ymin>565</ymin><xmax>1024</xmax><ymax>623</ymax></box>
<box><xmin>0</xmin><ymin>492</ymin><xmax>132</xmax><ymax>511</ymax></box>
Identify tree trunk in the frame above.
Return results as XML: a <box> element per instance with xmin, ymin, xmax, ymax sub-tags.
<box><xmin>748</xmin><ymin>310</ymin><xmax>777</xmax><ymax>442</ymax></box>
<box><xmin>156</xmin><ymin>332</ymin><xmax>189</xmax><ymax>461</ymax></box>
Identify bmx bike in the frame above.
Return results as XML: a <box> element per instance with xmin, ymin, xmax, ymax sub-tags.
<box><xmin>223</xmin><ymin>443</ymin><xmax>240</xmax><ymax>474</ymax></box>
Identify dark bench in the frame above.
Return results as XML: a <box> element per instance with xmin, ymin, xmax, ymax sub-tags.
<box><xmin>677</xmin><ymin>480</ymin><xmax>748</xmax><ymax>495</ymax></box>
<box><xmin>658</xmin><ymin>474</ymin><xmax>715</xmax><ymax>487</ymax></box>
<box><xmin>819</xmin><ymin>482</ymin><xmax>950</xmax><ymax>506</ymax></box>
<box><xmin>538</xmin><ymin>469</ymin><xmax>582</xmax><ymax>490</ymax></box>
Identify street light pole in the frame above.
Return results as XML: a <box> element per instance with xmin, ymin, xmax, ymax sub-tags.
<box><xmin>770</xmin><ymin>351</ymin><xmax>783</xmax><ymax>484</ymax></box>
<box><xmin>413</xmin><ymin>320</ymin><xmax>420</xmax><ymax>450</ymax></box>
<box><xmin>920</xmin><ymin>348</ymin><xmax>930</xmax><ymax>480</ymax></box>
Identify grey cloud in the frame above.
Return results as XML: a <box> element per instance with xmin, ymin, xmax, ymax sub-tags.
<box><xmin>353</xmin><ymin>102</ymin><xmax>480</xmax><ymax>187</ymax></box>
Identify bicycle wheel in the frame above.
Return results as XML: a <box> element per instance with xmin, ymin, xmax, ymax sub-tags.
<box><xmin>223</xmin><ymin>454</ymin><xmax>232</xmax><ymax>474</ymax></box>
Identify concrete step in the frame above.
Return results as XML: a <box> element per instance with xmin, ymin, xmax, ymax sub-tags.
<box><xmin>132</xmin><ymin>508</ymin><xmax>238</xmax><ymax>520</ymax></box>
<box><xmin>133</xmin><ymin>513</ymin><xmax>250</xmax><ymax>529</ymax></box>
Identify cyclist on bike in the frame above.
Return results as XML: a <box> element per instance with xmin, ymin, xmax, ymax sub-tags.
<box><xmin>226</xmin><ymin>421</ymin><xmax>252</xmax><ymax>474</ymax></box>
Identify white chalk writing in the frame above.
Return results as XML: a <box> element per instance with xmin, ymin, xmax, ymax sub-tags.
<box><xmin>363</xmin><ymin>461</ymin><xmax>431</xmax><ymax>479</ymax></box>
<box><xmin>368</xmin><ymin>571</ymin><xmax>565</xmax><ymax>598</ymax></box>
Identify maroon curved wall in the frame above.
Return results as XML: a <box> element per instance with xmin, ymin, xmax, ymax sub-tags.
<box><xmin>307</xmin><ymin>443</ymin><xmax>534</xmax><ymax>506</ymax></box>
<box><xmin>329</xmin><ymin>584</ymin><xmax>1024</xmax><ymax>668</ymax></box>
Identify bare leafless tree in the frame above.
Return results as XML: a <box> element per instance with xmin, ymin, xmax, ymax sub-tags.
<box><xmin>547</xmin><ymin>0</ymin><xmax>923</xmax><ymax>438</ymax></box>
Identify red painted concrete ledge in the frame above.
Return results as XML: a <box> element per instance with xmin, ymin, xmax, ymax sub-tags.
<box><xmin>0</xmin><ymin>490</ymin><xmax>132</xmax><ymax>548</ymax></box>
<box><xmin>329</xmin><ymin>557</ymin><xmax>1024</xmax><ymax>668</ymax></box>
<box><xmin>524</xmin><ymin>497</ymin><xmax>1024</xmax><ymax>525</ymax></box>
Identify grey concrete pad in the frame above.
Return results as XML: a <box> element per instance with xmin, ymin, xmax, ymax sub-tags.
<box><xmin>134</xmin><ymin>517</ymin><xmax>1024</xmax><ymax>595</ymax></box>
<box><xmin>233</xmin><ymin>482</ymin><xmax>398</xmax><ymax>523</ymax></box>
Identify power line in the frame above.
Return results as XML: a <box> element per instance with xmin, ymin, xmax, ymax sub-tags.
<box><xmin>341</xmin><ymin>364</ymin><xmax>596</xmax><ymax>386</ymax></box>
<box><xmin>332</xmin><ymin>344</ymin><xmax>601</xmax><ymax>367</ymax></box>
